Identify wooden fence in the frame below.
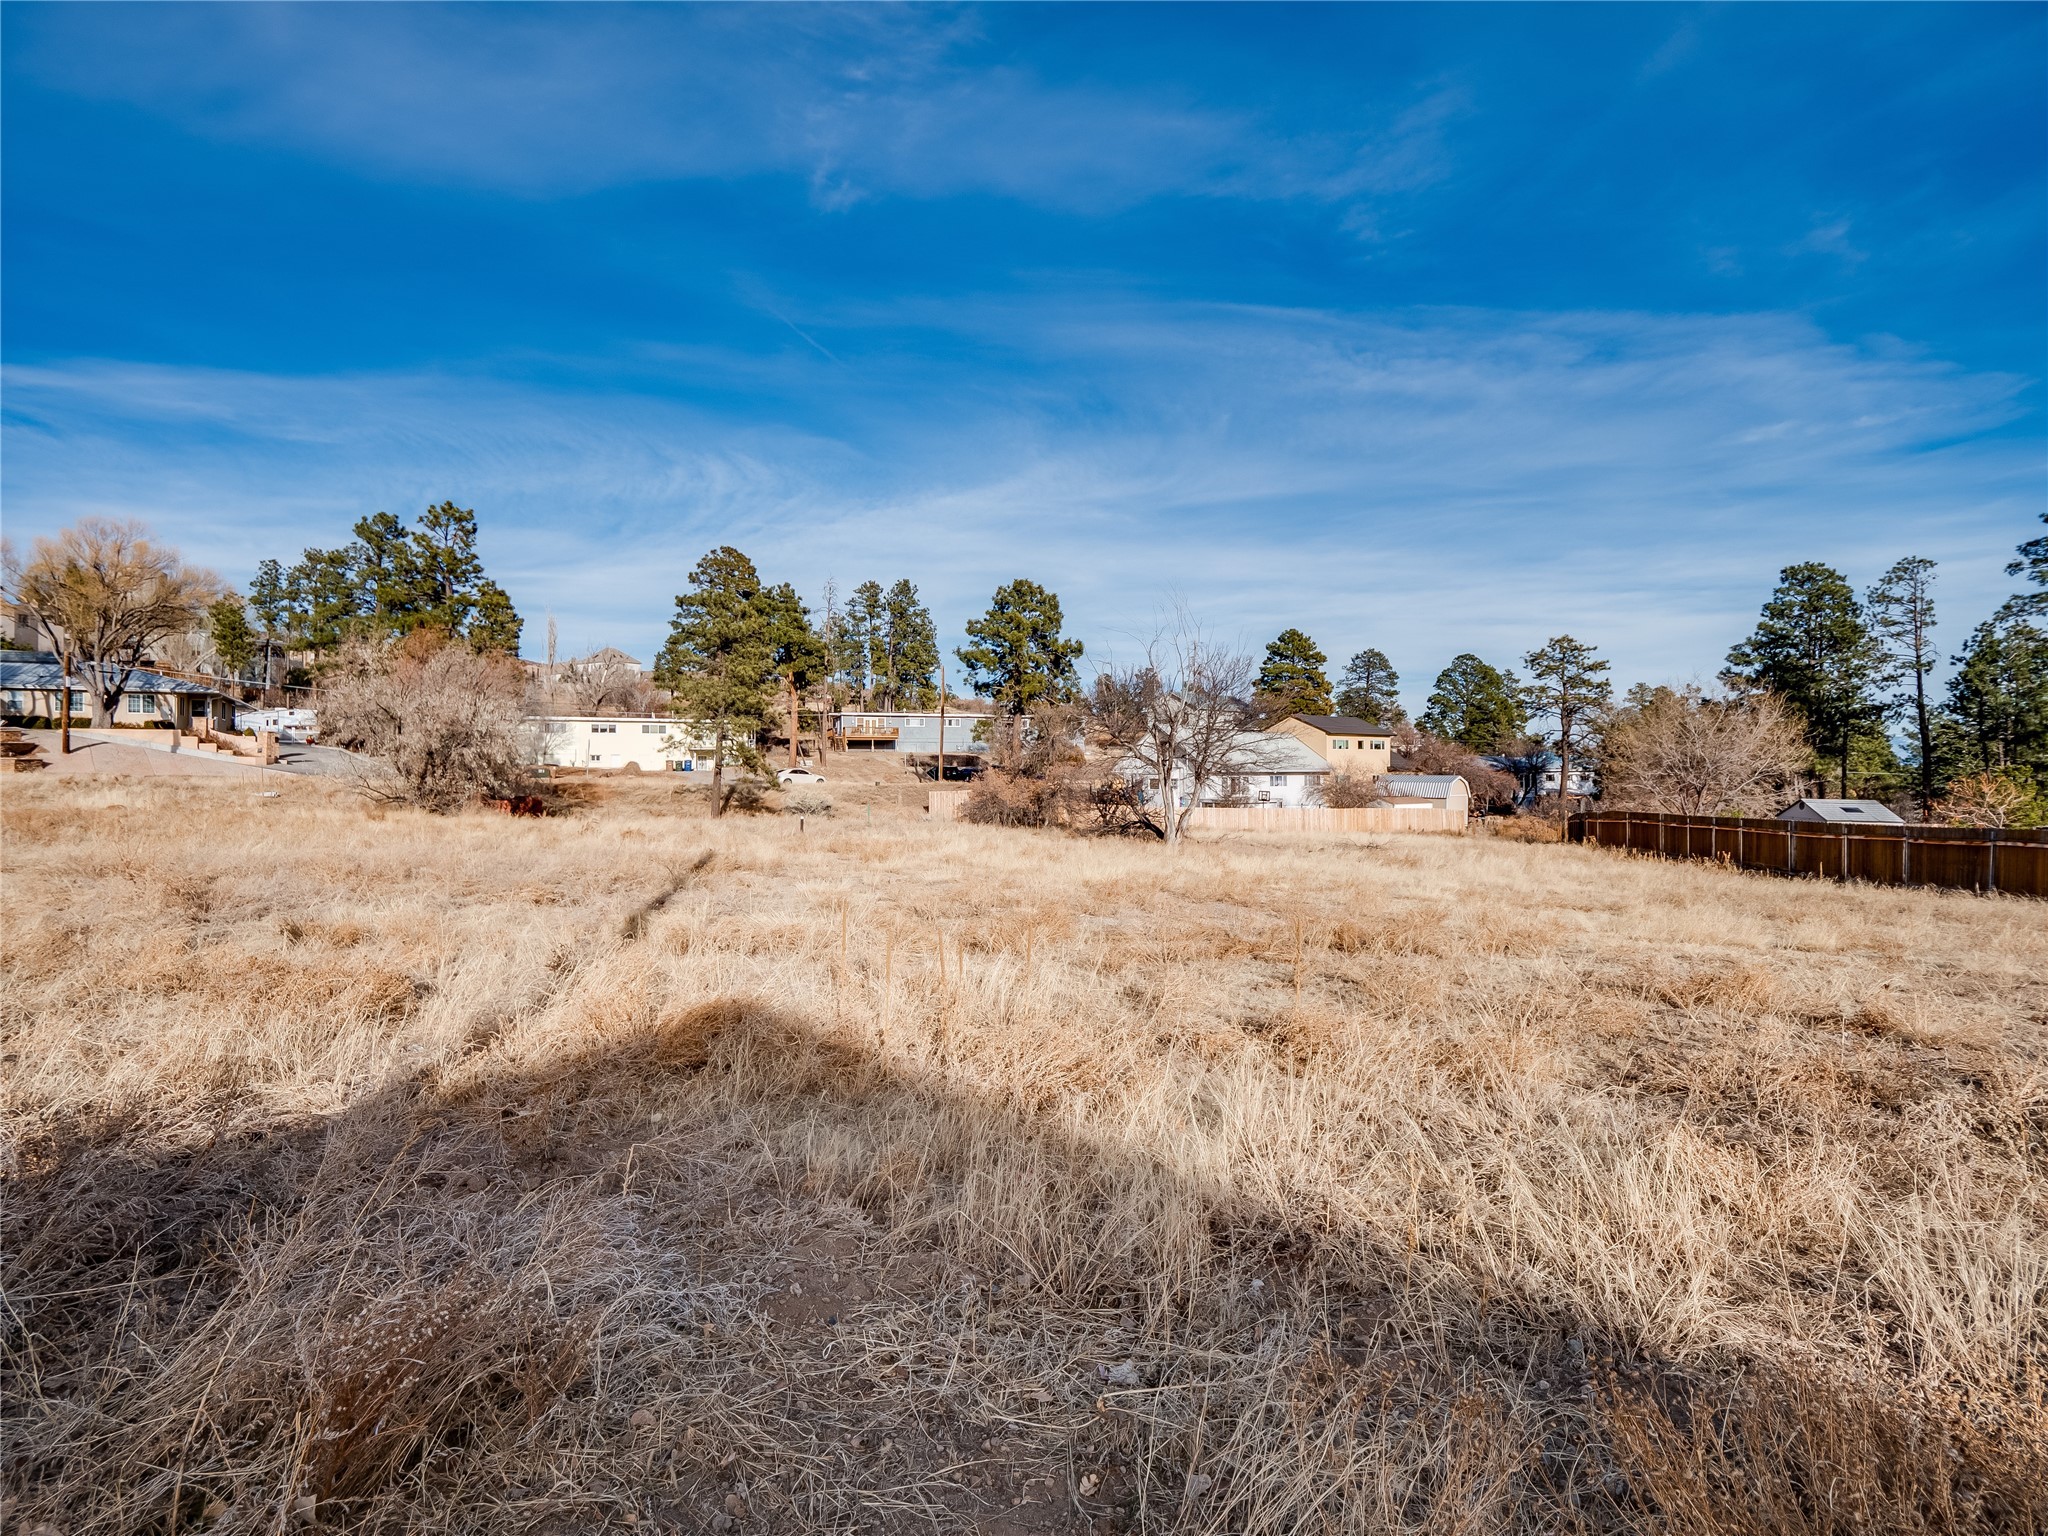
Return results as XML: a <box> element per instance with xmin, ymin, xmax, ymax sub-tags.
<box><xmin>1568</xmin><ymin>810</ymin><xmax>2047</xmax><ymax>898</ymax></box>
<box><xmin>926</xmin><ymin>791</ymin><xmax>1463</xmax><ymax>834</ymax></box>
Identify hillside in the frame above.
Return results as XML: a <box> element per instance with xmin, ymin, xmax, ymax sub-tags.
<box><xmin>3</xmin><ymin>776</ymin><xmax>2043</xmax><ymax>1534</ymax></box>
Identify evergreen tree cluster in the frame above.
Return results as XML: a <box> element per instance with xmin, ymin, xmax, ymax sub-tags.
<box><xmin>1721</xmin><ymin>525</ymin><xmax>2048</xmax><ymax>819</ymax></box>
<box><xmin>837</xmin><ymin>579</ymin><xmax>940</xmax><ymax>709</ymax></box>
<box><xmin>253</xmin><ymin>502</ymin><xmax>524</xmax><ymax>656</ymax></box>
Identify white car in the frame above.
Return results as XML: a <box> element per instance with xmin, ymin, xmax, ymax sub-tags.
<box><xmin>777</xmin><ymin>768</ymin><xmax>827</xmax><ymax>785</ymax></box>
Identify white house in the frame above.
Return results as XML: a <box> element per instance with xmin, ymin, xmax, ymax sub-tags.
<box><xmin>531</xmin><ymin>715</ymin><xmax>719</xmax><ymax>772</ymax></box>
<box><xmin>1124</xmin><ymin>730</ymin><xmax>1333</xmax><ymax>810</ymax></box>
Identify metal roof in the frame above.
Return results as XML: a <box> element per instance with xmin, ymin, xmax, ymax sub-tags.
<box><xmin>0</xmin><ymin>655</ymin><xmax>232</xmax><ymax>697</ymax></box>
<box><xmin>1776</xmin><ymin>799</ymin><xmax>1905</xmax><ymax>824</ymax></box>
<box><xmin>1381</xmin><ymin>775</ymin><xmax>1467</xmax><ymax>796</ymax></box>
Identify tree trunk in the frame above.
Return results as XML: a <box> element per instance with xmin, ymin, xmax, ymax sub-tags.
<box><xmin>711</xmin><ymin>722</ymin><xmax>727</xmax><ymax>814</ymax></box>
<box><xmin>58</xmin><ymin>648</ymin><xmax>74</xmax><ymax>754</ymax></box>
<box><xmin>1557</xmin><ymin>726</ymin><xmax>1572</xmax><ymax>820</ymax></box>
<box><xmin>787</xmin><ymin>673</ymin><xmax>799</xmax><ymax>771</ymax></box>
<box><xmin>1839</xmin><ymin>738</ymin><xmax>1850</xmax><ymax>799</ymax></box>
<box><xmin>1913</xmin><ymin>664</ymin><xmax>1932</xmax><ymax>822</ymax></box>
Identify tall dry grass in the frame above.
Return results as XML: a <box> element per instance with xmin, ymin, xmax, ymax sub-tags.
<box><xmin>2</xmin><ymin>775</ymin><xmax>2043</xmax><ymax>1534</ymax></box>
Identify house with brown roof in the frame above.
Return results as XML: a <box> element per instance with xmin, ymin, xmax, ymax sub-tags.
<box><xmin>1267</xmin><ymin>713</ymin><xmax>1396</xmax><ymax>778</ymax></box>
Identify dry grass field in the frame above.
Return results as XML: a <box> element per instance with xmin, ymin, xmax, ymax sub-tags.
<box><xmin>3</xmin><ymin>773</ymin><xmax>2044</xmax><ymax>1535</ymax></box>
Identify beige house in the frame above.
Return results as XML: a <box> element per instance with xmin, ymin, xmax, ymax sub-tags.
<box><xmin>1268</xmin><ymin>713</ymin><xmax>1395</xmax><ymax>777</ymax></box>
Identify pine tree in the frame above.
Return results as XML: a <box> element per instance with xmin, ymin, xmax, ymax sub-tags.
<box><xmin>956</xmin><ymin>579</ymin><xmax>1083</xmax><ymax>714</ymax></box>
<box><xmin>263</xmin><ymin>502</ymin><xmax>518</xmax><ymax>655</ymax></box>
<box><xmin>1726</xmin><ymin>563</ymin><xmax>1887</xmax><ymax>798</ymax></box>
<box><xmin>466</xmin><ymin>580</ymin><xmax>524</xmax><ymax>656</ymax></box>
<box><xmin>883</xmin><ymin>580</ymin><xmax>939</xmax><ymax>709</ymax></box>
<box><xmin>2008</xmin><ymin>513</ymin><xmax>2048</xmax><ymax>617</ymax></box>
<box><xmin>1256</xmin><ymin>629</ymin><xmax>1331</xmax><ymax>716</ymax></box>
<box><xmin>760</xmin><ymin>582</ymin><xmax>829</xmax><ymax>768</ymax></box>
<box><xmin>1866</xmin><ymin>557</ymin><xmax>1938</xmax><ymax>819</ymax></box>
<box><xmin>410</xmin><ymin>500</ymin><xmax>489</xmax><ymax>634</ymax></box>
<box><xmin>1334</xmin><ymin>647</ymin><xmax>1402</xmax><ymax>723</ymax></box>
<box><xmin>1521</xmin><ymin>636</ymin><xmax>1612</xmax><ymax>812</ymax></box>
<box><xmin>206</xmin><ymin>597</ymin><xmax>256</xmax><ymax>678</ymax></box>
<box><xmin>654</xmin><ymin>546</ymin><xmax>778</xmax><ymax>812</ymax></box>
<box><xmin>842</xmin><ymin>580</ymin><xmax>884</xmax><ymax>706</ymax></box>
<box><xmin>1418</xmin><ymin>655</ymin><xmax>1525</xmax><ymax>752</ymax></box>
<box><xmin>1945</xmin><ymin>615</ymin><xmax>2048</xmax><ymax>787</ymax></box>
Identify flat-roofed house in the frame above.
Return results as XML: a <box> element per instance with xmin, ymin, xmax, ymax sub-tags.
<box><xmin>1268</xmin><ymin>713</ymin><xmax>1396</xmax><ymax>778</ymax></box>
<box><xmin>831</xmin><ymin>710</ymin><xmax>992</xmax><ymax>758</ymax></box>
<box><xmin>531</xmin><ymin>716</ymin><xmax>719</xmax><ymax>772</ymax></box>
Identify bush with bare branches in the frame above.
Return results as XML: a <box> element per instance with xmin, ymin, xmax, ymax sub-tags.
<box><xmin>1601</xmin><ymin>684</ymin><xmax>1808</xmax><ymax>816</ymax></box>
<box><xmin>317</xmin><ymin>634</ymin><xmax>539</xmax><ymax>812</ymax></box>
<box><xmin>1391</xmin><ymin>723</ymin><xmax>1521</xmax><ymax>810</ymax></box>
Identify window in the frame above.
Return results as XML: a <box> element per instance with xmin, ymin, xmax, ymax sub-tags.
<box><xmin>642</xmin><ymin>722</ymin><xmax>666</xmax><ymax>734</ymax></box>
<box><xmin>1269</xmin><ymin>774</ymin><xmax>1287</xmax><ymax>787</ymax></box>
<box><xmin>1333</xmin><ymin>739</ymin><xmax>1349</xmax><ymax>749</ymax></box>
<box><xmin>126</xmin><ymin>695</ymin><xmax>144</xmax><ymax>713</ymax></box>
<box><xmin>590</xmin><ymin>723</ymin><xmax>617</xmax><ymax>734</ymax></box>
<box><xmin>1369</xmin><ymin>740</ymin><xmax>1385</xmax><ymax>750</ymax></box>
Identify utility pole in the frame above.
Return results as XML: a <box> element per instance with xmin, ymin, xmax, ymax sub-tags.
<box><xmin>935</xmin><ymin>655</ymin><xmax>947</xmax><ymax>784</ymax></box>
<box><xmin>788</xmin><ymin>672</ymin><xmax>800</xmax><ymax>771</ymax></box>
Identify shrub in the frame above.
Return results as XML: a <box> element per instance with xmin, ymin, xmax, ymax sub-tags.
<box><xmin>963</xmin><ymin>772</ymin><xmax>1067</xmax><ymax>827</ymax></box>
<box><xmin>1320</xmin><ymin>773</ymin><xmax>1386</xmax><ymax>809</ymax></box>
<box><xmin>316</xmin><ymin>635</ymin><xmax>539</xmax><ymax>813</ymax></box>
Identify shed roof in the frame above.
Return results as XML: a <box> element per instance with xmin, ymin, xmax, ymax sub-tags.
<box><xmin>1776</xmin><ymin>799</ymin><xmax>1905</xmax><ymax>824</ymax></box>
<box><xmin>1283</xmin><ymin>713</ymin><xmax>1397</xmax><ymax>736</ymax></box>
<box><xmin>1381</xmin><ymin>775</ymin><xmax>1467</xmax><ymax>798</ymax></box>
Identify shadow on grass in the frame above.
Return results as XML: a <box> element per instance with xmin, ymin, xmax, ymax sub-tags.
<box><xmin>5</xmin><ymin>998</ymin><xmax>2041</xmax><ymax>1535</ymax></box>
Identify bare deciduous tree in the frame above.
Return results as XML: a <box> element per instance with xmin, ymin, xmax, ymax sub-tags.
<box><xmin>3</xmin><ymin>520</ymin><xmax>220</xmax><ymax>750</ymax></box>
<box><xmin>1087</xmin><ymin>617</ymin><xmax>1283</xmax><ymax>845</ymax></box>
<box><xmin>318</xmin><ymin>635</ymin><xmax>539</xmax><ymax>813</ymax></box>
<box><xmin>554</xmin><ymin>652</ymin><xmax>664</xmax><ymax>716</ymax></box>
<box><xmin>1600</xmin><ymin>685</ymin><xmax>1808</xmax><ymax>817</ymax></box>
<box><xmin>1935</xmin><ymin>769</ymin><xmax>2041</xmax><ymax>829</ymax></box>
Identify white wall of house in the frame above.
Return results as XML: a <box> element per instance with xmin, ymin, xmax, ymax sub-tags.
<box><xmin>532</xmin><ymin>716</ymin><xmax>717</xmax><ymax>771</ymax></box>
<box><xmin>1124</xmin><ymin>732</ymin><xmax>1334</xmax><ymax>809</ymax></box>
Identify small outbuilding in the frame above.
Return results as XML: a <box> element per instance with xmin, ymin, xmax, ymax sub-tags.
<box><xmin>1776</xmin><ymin>798</ymin><xmax>1904</xmax><ymax>825</ymax></box>
<box><xmin>1377</xmin><ymin>773</ymin><xmax>1471</xmax><ymax>827</ymax></box>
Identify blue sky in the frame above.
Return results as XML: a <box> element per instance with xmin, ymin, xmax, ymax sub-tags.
<box><xmin>4</xmin><ymin>3</ymin><xmax>2043</xmax><ymax>709</ymax></box>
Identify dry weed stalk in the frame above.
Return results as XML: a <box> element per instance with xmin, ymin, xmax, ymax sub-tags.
<box><xmin>2</xmin><ymin>774</ymin><xmax>2043</xmax><ymax>1534</ymax></box>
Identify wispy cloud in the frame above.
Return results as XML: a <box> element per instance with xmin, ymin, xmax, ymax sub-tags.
<box><xmin>1788</xmin><ymin>216</ymin><xmax>1868</xmax><ymax>266</ymax></box>
<box><xmin>4</xmin><ymin>301</ymin><xmax>2033</xmax><ymax>705</ymax></box>
<box><xmin>8</xmin><ymin>6</ymin><xmax>1459</xmax><ymax>216</ymax></box>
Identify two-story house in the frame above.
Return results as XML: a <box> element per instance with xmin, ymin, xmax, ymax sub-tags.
<box><xmin>1267</xmin><ymin>714</ymin><xmax>1396</xmax><ymax>777</ymax></box>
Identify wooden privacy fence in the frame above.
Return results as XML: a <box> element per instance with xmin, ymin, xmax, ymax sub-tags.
<box><xmin>927</xmin><ymin>790</ymin><xmax>1464</xmax><ymax>834</ymax></box>
<box><xmin>1569</xmin><ymin>810</ymin><xmax>2048</xmax><ymax>898</ymax></box>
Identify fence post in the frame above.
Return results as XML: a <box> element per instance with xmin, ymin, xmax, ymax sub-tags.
<box><xmin>1900</xmin><ymin>829</ymin><xmax>1909</xmax><ymax>885</ymax></box>
<box><xmin>1785</xmin><ymin>824</ymin><xmax>1795</xmax><ymax>874</ymax></box>
<box><xmin>1988</xmin><ymin>831</ymin><xmax>1998</xmax><ymax>894</ymax></box>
